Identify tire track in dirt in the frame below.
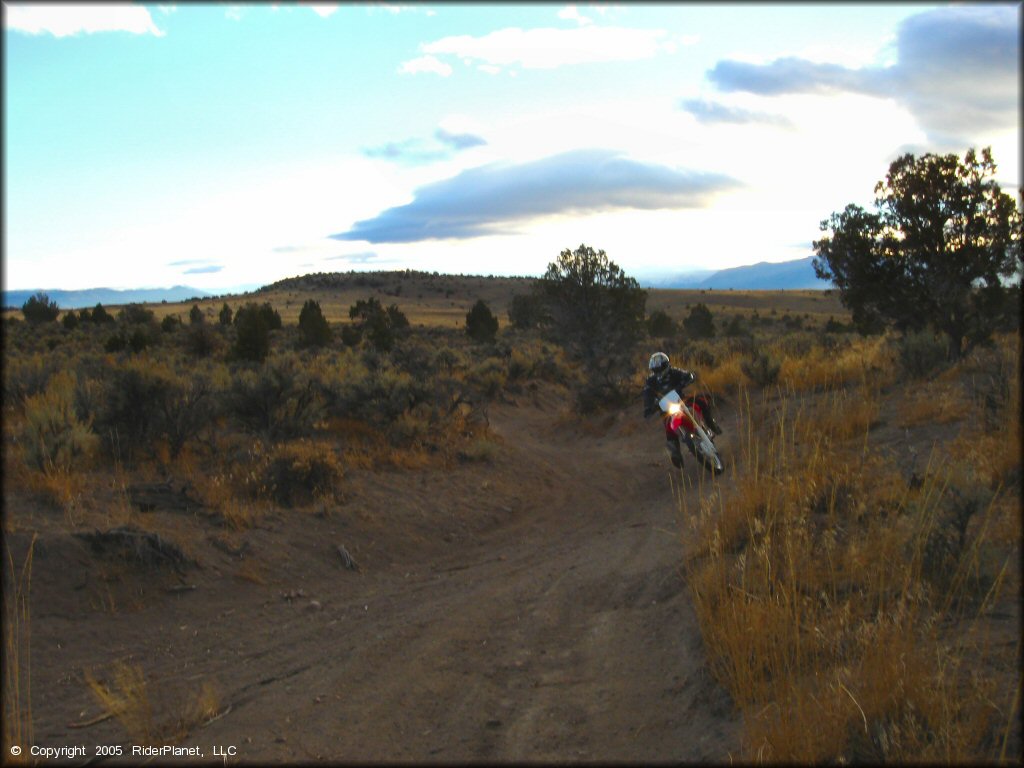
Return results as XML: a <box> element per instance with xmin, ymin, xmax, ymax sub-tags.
<box><xmin>20</xmin><ymin>395</ymin><xmax>741</xmax><ymax>762</ymax></box>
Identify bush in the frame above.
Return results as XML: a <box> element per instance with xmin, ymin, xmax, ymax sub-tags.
<box><xmin>62</xmin><ymin>312</ymin><xmax>80</xmax><ymax>331</ymax></box>
<box><xmin>508</xmin><ymin>292</ymin><xmax>546</xmax><ymax>330</ymax></box>
<box><xmin>21</xmin><ymin>370</ymin><xmax>98</xmax><ymax>472</ymax></box>
<box><xmin>297</xmin><ymin>299</ymin><xmax>332</xmax><ymax>348</ymax></box>
<box><xmin>94</xmin><ymin>364</ymin><xmax>173</xmax><ymax>464</ymax></box>
<box><xmin>219</xmin><ymin>302</ymin><xmax>233</xmax><ymax>326</ymax></box>
<box><xmin>824</xmin><ymin>317</ymin><xmax>852</xmax><ymax>333</ymax></box>
<box><xmin>184</xmin><ymin>323</ymin><xmax>223</xmax><ymax>358</ymax></box>
<box><xmin>232</xmin><ymin>302</ymin><xmax>281</xmax><ymax>362</ymax></box>
<box><xmin>679</xmin><ymin>341</ymin><xmax>716</xmax><ymax>369</ymax></box>
<box><xmin>118</xmin><ymin>304</ymin><xmax>156</xmax><ymax>325</ymax></box>
<box><xmin>21</xmin><ymin>292</ymin><xmax>60</xmax><ymax>325</ymax></box>
<box><xmin>263</xmin><ymin>440</ymin><xmax>343</xmax><ymax>507</ymax></box>
<box><xmin>742</xmin><ymin>351</ymin><xmax>782</xmax><ymax>387</ymax></box>
<box><xmin>228</xmin><ymin>356</ymin><xmax>324</xmax><ymax>439</ymax></box>
<box><xmin>189</xmin><ymin>304</ymin><xmax>204</xmax><ymax>324</ymax></box>
<box><xmin>722</xmin><ymin>314</ymin><xmax>749</xmax><ymax>338</ymax></box>
<box><xmin>466</xmin><ymin>299</ymin><xmax>499</xmax><ymax>343</ymax></box>
<box><xmin>161</xmin><ymin>315</ymin><xmax>181</xmax><ymax>333</ymax></box>
<box><xmin>683</xmin><ymin>303</ymin><xmax>715</xmax><ymax>339</ymax></box>
<box><xmin>647</xmin><ymin>309</ymin><xmax>677</xmax><ymax>337</ymax></box>
<box><xmin>90</xmin><ymin>303</ymin><xmax>115</xmax><ymax>324</ymax></box>
<box><xmin>897</xmin><ymin>330</ymin><xmax>949</xmax><ymax>379</ymax></box>
<box><xmin>347</xmin><ymin>297</ymin><xmax>408</xmax><ymax>352</ymax></box>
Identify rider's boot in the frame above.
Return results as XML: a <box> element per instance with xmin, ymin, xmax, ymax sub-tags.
<box><xmin>705</xmin><ymin>413</ymin><xmax>723</xmax><ymax>436</ymax></box>
<box><xmin>666</xmin><ymin>438</ymin><xmax>684</xmax><ymax>468</ymax></box>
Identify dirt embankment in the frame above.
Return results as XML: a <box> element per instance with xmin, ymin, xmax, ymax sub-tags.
<box><xmin>9</xmin><ymin>393</ymin><xmax>741</xmax><ymax>763</ymax></box>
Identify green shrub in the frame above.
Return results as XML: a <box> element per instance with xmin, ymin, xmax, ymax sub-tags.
<box><xmin>347</xmin><ymin>297</ymin><xmax>408</xmax><ymax>352</ymax></box>
<box><xmin>228</xmin><ymin>356</ymin><xmax>324</xmax><ymax>439</ymax></box>
<box><xmin>90</xmin><ymin>304</ymin><xmax>115</xmax><ymax>324</ymax></box>
<box><xmin>21</xmin><ymin>292</ymin><xmax>60</xmax><ymax>325</ymax></box>
<box><xmin>62</xmin><ymin>312</ymin><xmax>80</xmax><ymax>331</ymax></box>
<box><xmin>118</xmin><ymin>304</ymin><xmax>156</xmax><ymax>325</ymax></box>
<box><xmin>94</xmin><ymin>363</ymin><xmax>173</xmax><ymax>464</ymax></box>
<box><xmin>824</xmin><ymin>317</ymin><xmax>852</xmax><ymax>333</ymax></box>
<box><xmin>219</xmin><ymin>302</ymin><xmax>233</xmax><ymax>326</ymax></box>
<box><xmin>466</xmin><ymin>357</ymin><xmax>507</xmax><ymax>398</ymax></box>
<box><xmin>683</xmin><ymin>303</ymin><xmax>715</xmax><ymax>339</ymax></box>
<box><xmin>679</xmin><ymin>341</ymin><xmax>716</xmax><ymax>369</ymax></box>
<box><xmin>507</xmin><ymin>292</ymin><xmax>546</xmax><ymax>330</ymax></box>
<box><xmin>232</xmin><ymin>302</ymin><xmax>281</xmax><ymax>362</ymax></box>
<box><xmin>2</xmin><ymin>352</ymin><xmax>73</xmax><ymax>407</ymax></box>
<box><xmin>466</xmin><ymin>299</ymin><xmax>499</xmax><ymax>343</ymax></box>
<box><xmin>741</xmin><ymin>351</ymin><xmax>782</xmax><ymax>387</ymax></box>
<box><xmin>897</xmin><ymin>330</ymin><xmax>949</xmax><ymax>379</ymax></box>
<box><xmin>263</xmin><ymin>440</ymin><xmax>343</xmax><ymax>507</ymax></box>
<box><xmin>647</xmin><ymin>309</ymin><xmax>677</xmax><ymax>338</ymax></box>
<box><xmin>184</xmin><ymin>323</ymin><xmax>223</xmax><ymax>358</ymax></box>
<box><xmin>21</xmin><ymin>371</ymin><xmax>98</xmax><ymax>472</ymax></box>
<box><xmin>297</xmin><ymin>299</ymin><xmax>332</xmax><ymax>348</ymax></box>
<box><xmin>722</xmin><ymin>314</ymin><xmax>749</xmax><ymax>338</ymax></box>
<box><xmin>189</xmin><ymin>304</ymin><xmax>204</xmax><ymax>325</ymax></box>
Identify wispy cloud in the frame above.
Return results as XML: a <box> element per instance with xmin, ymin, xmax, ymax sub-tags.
<box><xmin>707</xmin><ymin>6</ymin><xmax>1019</xmax><ymax>144</ymax></box>
<box><xmin>398</xmin><ymin>54</ymin><xmax>453</xmax><ymax>77</ymax></box>
<box><xmin>406</xmin><ymin>23</ymin><xmax>688</xmax><ymax>74</ymax></box>
<box><xmin>4</xmin><ymin>3</ymin><xmax>165</xmax><ymax>37</ymax></box>
<box><xmin>331</xmin><ymin>149</ymin><xmax>740</xmax><ymax>243</ymax></box>
<box><xmin>324</xmin><ymin>252</ymin><xmax>380</xmax><ymax>263</ymax></box>
<box><xmin>183</xmin><ymin>265</ymin><xmax>224</xmax><ymax>275</ymax></box>
<box><xmin>680</xmin><ymin>98</ymin><xmax>793</xmax><ymax>129</ymax></box>
<box><xmin>435</xmin><ymin>128</ymin><xmax>487</xmax><ymax>150</ymax></box>
<box><xmin>362</xmin><ymin>139</ymin><xmax>448</xmax><ymax>164</ymax></box>
<box><xmin>363</xmin><ymin>124</ymin><xmax>487</xmax><ymax>164</ymax></box>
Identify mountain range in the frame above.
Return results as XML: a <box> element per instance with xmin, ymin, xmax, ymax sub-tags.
<box><xmin>642</xmin><ymin>256</ymin><xmax>831</xmax><ymax>290</ymax></box>
<box><xmin>3</xmin><ymin>286</ymin><xmax>211</xmax><ymax>310</ymax></box>
<box><xmin>3</xmin><ymin>257</ymin><xmax>831</xmax><ymax>310</ymax></box>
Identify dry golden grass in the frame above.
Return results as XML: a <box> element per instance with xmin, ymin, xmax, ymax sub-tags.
<box><xmin>684</xmin><ymin>355</ymin><xmax>1021</xmax><ymax>762</ymax></box>
<box><xmin>3</xmin><ymin>535</ymin><xmax>36</xmax><ymax>758</ymax></box>
<box><xmin>85</xmin><ymin>661</ymin><xmax>154</xmax><ymax>743</ymax></box>
<box><xmin>698</xmin><ymin>353</ymin><xmax>746</xmax><ymax>395</ymax></box>
<box><xmin>84</xmin><ymin>662</ymin><xmax>224</xmax><ymax>745</ymax></box>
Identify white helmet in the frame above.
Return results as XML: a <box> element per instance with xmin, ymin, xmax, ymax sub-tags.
<box><xmin>649</xmin><ymin>351</ymin><xmax>670</xmax><ymax>377</ymax></box>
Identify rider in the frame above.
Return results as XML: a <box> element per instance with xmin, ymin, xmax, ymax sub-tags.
<box><xmin>642</xmin><ymin>351</ymin><xmax>722</xmax><ymax>468</ymax></box>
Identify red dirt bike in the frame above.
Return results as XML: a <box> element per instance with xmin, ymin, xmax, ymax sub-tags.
<box><xmin>659</xmin><ymin>389</ymin><xmax>725</xmax><ymax>475</ymax></box>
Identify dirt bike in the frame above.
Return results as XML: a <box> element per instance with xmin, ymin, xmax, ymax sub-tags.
<box><xmin>659</xmin><ymin>389</ymin><xmax>725</xmax><ymax>475</ymax></box>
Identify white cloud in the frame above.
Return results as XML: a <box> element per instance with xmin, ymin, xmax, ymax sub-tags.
<box><xmin>557</xmin><ymin>5</ymin><xmax>593</xmax><ymax>26</ymax></box>
<box><xmin>420</xmin><ymin>24</ymin><xmax>684</xmax><ymax>71</ymax></box>
<box><xmin>398</xmin><ymin>55</ymin><xmax>452</xmax><ymax>77</ymax></box>
<box><xmin>4</xmin><ymin>3</ymin><xmax>165</xmax><ymax>37</ymax></box>
<box><xmin>299</xmin><ymin>3</ymin><xmax>340</xmax><ymax>18</ymax></box>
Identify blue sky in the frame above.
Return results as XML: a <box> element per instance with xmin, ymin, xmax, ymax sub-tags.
<box><xmin>3</xmin><ymin>2</ymin><xmax>1020</xmax><ymax>292</ymax></box>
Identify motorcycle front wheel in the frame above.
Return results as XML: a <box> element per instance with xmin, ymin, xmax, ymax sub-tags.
<box><xmin>694</xmin><ymin>434</ymin><xmax>725</xmax><ymax>475</ymax></box>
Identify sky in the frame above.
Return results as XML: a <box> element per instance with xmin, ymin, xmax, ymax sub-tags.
<box><xmin>3</xmin><ymin>2</ymin><xmax>1021</xmax><ymax>293</ymax></box>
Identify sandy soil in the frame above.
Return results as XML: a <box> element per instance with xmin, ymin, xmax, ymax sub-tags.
<box><xmin>8</xmin><ymin>391</ymin><xmax>742</xmax><ymax>764</ymax></box>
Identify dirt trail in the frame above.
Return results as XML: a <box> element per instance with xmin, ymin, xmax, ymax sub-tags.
<box><xmin>16</xmin><ymin>394</ymin><xmax>741</xmax><ymax>763</ymax></box>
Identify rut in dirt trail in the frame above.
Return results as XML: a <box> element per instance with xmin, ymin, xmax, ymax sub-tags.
<box><xmin>23</xmin><ymin>396</ymin><xmax>741</xmax><ymax>763</ymax></box>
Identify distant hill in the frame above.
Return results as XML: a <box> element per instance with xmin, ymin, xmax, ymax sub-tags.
<box><xmin>3</xmin><ymin>286</ymin><xmax>211</xmax><ymax>310</ymax></box>
<box><xmin>651</xmin><ymin>257</ymin><xmax>831</xmax><ymax>290</ymax></box>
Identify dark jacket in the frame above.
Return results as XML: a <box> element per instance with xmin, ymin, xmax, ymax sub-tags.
<box><xmin>642</xmin><ymin>366</ymin><xmax>695</xmax><ymax>417</ymax></box>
